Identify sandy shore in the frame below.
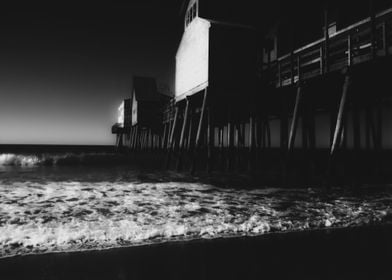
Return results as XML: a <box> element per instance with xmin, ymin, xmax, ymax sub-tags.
<box><xmin>1</xmin><ymin>224</ymin><xmax>392</xmax><ymax>280</ymax></box>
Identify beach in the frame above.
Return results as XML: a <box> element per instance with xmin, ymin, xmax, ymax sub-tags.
<box><xmin>0</xmin><ymin>148</ymin><xmax>391</xmax><ymax>279</ymax></box>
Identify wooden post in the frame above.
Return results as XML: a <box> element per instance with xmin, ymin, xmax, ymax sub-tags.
<box><xmin>290</xmin><ymin>52</ymin><xmax>295</xmax><ymax>86</ymax></box>
<box><xmin>115</xmin><ymin>133</ymin><xmax>120</xmax><ymax>148</ymax></box>
<box><xmin>166</xmin><ymin>119</ymin><xmax>173</xmax><ymax>149</ymax></box>
<box><xmin>132</xmin><ymin>126</ymin><xmax>137</xmax><ymax>150</ymax></box>
<box><xmin>142</xmin><ymin>130</ymin><xmax>146</xmax><ymax>150</ymax></box>
<box><xmin>376</xmin><ymin>98</ymin><xmax>383</xmax><ymax>177</ymax></box>
<box><xmin>365</xmin><ymin>106</ymin><xmax>372</xmax><ymax>149</ymax></box>
<box><xmin>129</xmin><ymin>127</ymin><xmax>134</xmax><ymax>150</ymax></box>
<box><xmin>382</xmin><ymin>22</ymin><xmax>388</xmax><ymax>56</ymax></box>
<box><xmin>191</xmin><ymin>89</ymin><xmax>208</xmax><ymax>173</ymax></box>
<box><xmin>376</xmin><ymin>100</ymin><xmax>383</xmax><ymax>150</ymax></box>
<box><xmin>302</xmin><ymin>100</ymin><xmax>309</xmax><ymax>150</ymax></box>
<box><xmin>162</xmin><ymin>123</ymin><xmax>168</xmax><ymax>150</ymax></box>
<box><xmin>248</xmin><ymin>115</ymin><xmax>254</xmax><ymax>171</ymax></box>
<box><xmin>226</xmin><ymin>106</ymin><xmax>233</xmax><ymax>171</ymax></box>
<box><xmin>347</xmin><ymin>35</ymin><xmax>352</xmax><ymax>66</ymax></box>
<box><xmin>147</xmin><ymin>129</ymin><xmax>151</xmax><ymax>150</ymax></box>
<box><xmin>352</xmin><ymin>100</ymin><xmax>361</xmax><ymax>151</ymax></box>
<box><xmin>369</xmin><ymin>0</ymin><xmax>376</xmax><ymax>59</ymax></box>
<box><xmin>263</xmin><ymin>119</ymin><xmax>271</xmax><ymax>148</ymax></box>
<box><xmin>207</xmin><ymin>108</ymin><xmax>213</xmax><ymax>173</ymax></box>
<box><xmin>169</xmin><ymin>106</ymin><xmax>179</xmax><ymax>151</ymax></box>
<box><xmin>320</xmin><ymin>46</ymin><xmax>324</xmax><ymax>75</ymax></box>
<box><xmin>280</xmin><ymin>93</ymin><xmax>288</xmax><ymax>151</ymax></box>
<box><xmin>234</xmin><ymin>123</ymin><xmax>240</xmax><ymax>170</ymax></box>
<box><xmin>179</xmin><ymin>99</ymin><xmax>190</xmax><ymax>149</ymax></box>
<box><xmin>288</xmin><ymin>85</ymin><xmax>303</xmax><ymax>151</ymax></box>
<box><xmin>187</xmin><ymin>106</ymin><xmax>194</xmax><ymax>151</ymax></box>
<box><xmin>219</xmin><ymin>126</ymin><xmax>224</xmax><ymax>170</ymax></box>
<box><xmin>139</xmin><ymin>130</ymin><xmax>144</xmax><ymax>150</ymax></box>
<box><xmin>165</xmin><ymin>105</ymin><xmax>179</xmax><ymax>168</ymax></box>
<box><xmin>323</xmin><ymin>5</ymin><xmax>330</xmax><ymax>74</ymax></box>
<box><xmin>303</xmin><ymin>96</ymin><xmax>316</xmax><ymax>183</ymax></box>
<box><xmin>331</xmin><ymin>74</ymin><xmax>351</xmax><ymax>156</ymax></box>
<box><xmin>177</xmin><ymin>99</ymin><xmax>190</xmax><ymax>171</ymax></box>
<box><xmin>132</xmin><ymin>127</ymin><xmax>137</xmax><ymax>150</ymax></box>
<box><xmin>195</xmin><ymin>90</ymin><xmax>208</xmax><ymax>148</ymax></box>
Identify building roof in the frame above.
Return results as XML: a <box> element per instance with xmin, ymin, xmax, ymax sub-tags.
<box><xmin>133</xmin><ymin>76</ymin><xmax>160</xmax><ymax>102</ymax></box>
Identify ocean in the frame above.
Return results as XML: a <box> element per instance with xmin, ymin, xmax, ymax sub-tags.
<box><xmin>0</xmin><ymin>147</ymin><xmax>391</xmax><ymax>261</ymax></box>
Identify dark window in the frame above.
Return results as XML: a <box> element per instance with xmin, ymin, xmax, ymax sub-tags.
<box><xmin>192</xmin><ymin>3</ymin><xmax>196</xmax><ymax>19</ymax></box>
<box><xmin>185</xmin><ymin>2</ymin><xmax>198</xmax><ymax>28</ymax></box>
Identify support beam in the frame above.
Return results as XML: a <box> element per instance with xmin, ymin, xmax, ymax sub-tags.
<box><xmin>369</xmin><ymin>0</ymin><xmax>376</xmax><ymax>59</ymax></box>
<box><xmin>162</xmin><ymin>123</ymin><xmax>168</xmax><ymax>150</ymax></box>
<box><xmin>330</xmin><ymin>74</ymin><xmax>351</xmax><ymax>155</ymax></box>
<box><xmin>376</xmin><ymin>98</ymin><xmax>383</xmax><ymax>151</ymax></box>
<box><xmin>165</xmin><ymin>106</ymin><xmax>179</xmax><ymax>168</ymax></box>
<box><xmin>288</xmin><ymin>85</ymin><xmax>303</xmax><ymax>151</ymax></box>
<box><xmin>352</xmin><ymin>100</ymin><xmax>361</xmax><ymax>151</ymax></box>
<box><xmin>187</xmin><ymin>107</ymin><xmax>194</xmax><ymax>150</ymax></box>
<box><xmin>177</xmin><ymin>99</ymin><xmax>190</xmax><ymax>171</ymax></box>
<box><xmin>169</xmin><ymin>106</ymin><xmax>179</xmax><ymax>151</ymax></box>
<box><xmin>323</xmin><ymin>5</ymin><xmax>330</xmax><ymax>74</ymax></box>
<box><xmin>226</xmin><ymin>107</ymin><xmax>233</xmax><ymax>171</ymax></box>
<box><xmin>207</xmin><ymin>108</ymin><xmax>213</xmax><ymax>173</ymax></box>
<box><xmin>280</xmin><ymin>94</ymin><xmax>289</xmax><ymax>151</ymax></box>
<box><xmin>191</xmin><ymin>89</ymin><xmax>208</xmax><ymax>173</ymax></box>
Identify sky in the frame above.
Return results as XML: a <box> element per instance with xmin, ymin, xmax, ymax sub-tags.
<box><xmin>0</xmin><ymin>2</ymin><xmax>183</xmax><ymax>145</ymax></box>
<box><xmin>0</xmin><ymin>0</ymin><xmax>384</xmax><ymax>146</ymax></box>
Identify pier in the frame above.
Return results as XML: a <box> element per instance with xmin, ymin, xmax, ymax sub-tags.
<box><xmin>112</xmin><ymin>1</ymin><xmax>392</xmax><ymax>186</ymax></box>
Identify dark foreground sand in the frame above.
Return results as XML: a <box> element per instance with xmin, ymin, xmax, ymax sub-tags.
<box><xmin>1</xmin><ymin>224</ymin><xmax>391</xmax><ymax>280</ymax></box>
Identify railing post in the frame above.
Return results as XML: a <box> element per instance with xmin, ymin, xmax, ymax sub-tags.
<box><xmin>290</xmin><ymin>52</ymin><xmax>295</xmax><ymax>85</ymax></box>
<box><xmin>382</xmin><ymin>22</ymin><xmax>388</xmax><ymax>55</ymax></box>
<box><xmin>323</xmin><ymin>6</ymin><xmax>330</xmax><ymax>73</ymax></box>
<box><xmin>369</xmin><ymin>0</ymin><xmax>376</xmax><ymax>59</ymax></box>
<box><xmin>320</xmin><ymin>46</ymin><xmax>324</xmax><ymax>75</ymax></box>
<box><xmin>347</xmin><ymin>35</ymin><xmax>352</xmax><ymax>66</ymax></box>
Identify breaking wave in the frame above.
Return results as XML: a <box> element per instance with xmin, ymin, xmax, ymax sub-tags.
<box><xmin>0</xmin><ymin>153</ymin><xmax>127</xmax><ymax>167</ymax></box>
<box><xmin>0</xmin><ymin>180</ymin><xmax>391</xmax><ymax>259</ymax></box>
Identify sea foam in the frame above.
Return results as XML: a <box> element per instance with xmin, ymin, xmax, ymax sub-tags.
<box><xmin>0</xmin><ymin>180</ymin><xmax>391</xmax><ymax>259</ymax></box>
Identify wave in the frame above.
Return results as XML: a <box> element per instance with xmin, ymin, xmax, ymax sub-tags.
<box><xmin>0</xmin><ymin>153</ymin><xmax>128</xmax><ymax>167</ymax></box>
<box><xmin>0</xmin><ymin>181</ymin><xmax>391</xmax><ymax>259</ymax></box>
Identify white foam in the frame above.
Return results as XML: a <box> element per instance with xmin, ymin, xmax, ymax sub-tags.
<box><xmin>0</xmin><ymin>154</ymin><xmax>39</xmax><ymax>166</ymax></box>
<box><xmin>0</xmin><ymin>180</ymin><xmax>391</xmax><ymax>258</ymax></box>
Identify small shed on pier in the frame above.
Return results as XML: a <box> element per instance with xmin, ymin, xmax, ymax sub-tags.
<box><xmin>131</xmin><ymin>76</ymin><xmax>167</xmax><ymax>131</ymax></box>
<box><xmin>111</xmin><ymin>98</ymin><xmax>131</xmax><ymax>134</ymax></box>
<box><xmin>175</xmin><ymin>0</ymin><xmax>259</xmax><ymax>104</ymax></box>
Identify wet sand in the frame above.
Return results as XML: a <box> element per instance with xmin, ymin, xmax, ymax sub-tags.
<box><xmin>1</xmin><ymin>224</ymin><xmax>392</xmax><ymax>280</ymax></box>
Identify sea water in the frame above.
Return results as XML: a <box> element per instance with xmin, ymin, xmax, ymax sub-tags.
<box><xmin>0</xmin><ymin>152</ymin><xmax>391</xmax><ymax>259</ymax></box>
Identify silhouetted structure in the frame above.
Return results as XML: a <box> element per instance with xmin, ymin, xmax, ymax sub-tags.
<box><xmin>113</xmin><ymin>77</ymin><xmax>170</xmax><ymax>150</ymax></box>
<box><xmin>112</xmin><ymin>99</ymin><xmax>131</xmax><ymax>148</ymax></box>
<box><xmin>113</xmin><ymin>0</ymin><xmax>392</xmax><ymax>185</ymax></box>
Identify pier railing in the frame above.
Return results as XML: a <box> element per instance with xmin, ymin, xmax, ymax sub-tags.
<box><xmin>163</xmin><ymin>98</ymin><xmax>176</xmax><ymax>124</ymax></box>
<box><xmin>265</xmin><ymin>7</ymin><xmax>392</xmax><ymax>88</ymax></box>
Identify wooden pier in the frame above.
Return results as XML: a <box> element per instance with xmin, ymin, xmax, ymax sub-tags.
<box><xmin>113</xmin><ymin>2</ymin><xmax>392</xmax><ymax>186</ymax></box>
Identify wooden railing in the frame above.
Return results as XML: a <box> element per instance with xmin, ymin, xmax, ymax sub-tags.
<box><xmin>265</xmin><ymin>7</ymin><xmax>392</xmax><ymax>88</ymax></box>
<box><xmin>163</xmin><ymin>98</ymin><xmax>176</xmax><ymax>123</ymax></box>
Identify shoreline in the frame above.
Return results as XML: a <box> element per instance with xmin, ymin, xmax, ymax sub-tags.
<box><xmin>1</xmin><ymin>221</ymin><xmax>391</xmax><ymax>261</ymax></box>
<box><xmin>1</xmin><ymin>223</ymin><xmax>392</xmax><ymax>279</ymax></box>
